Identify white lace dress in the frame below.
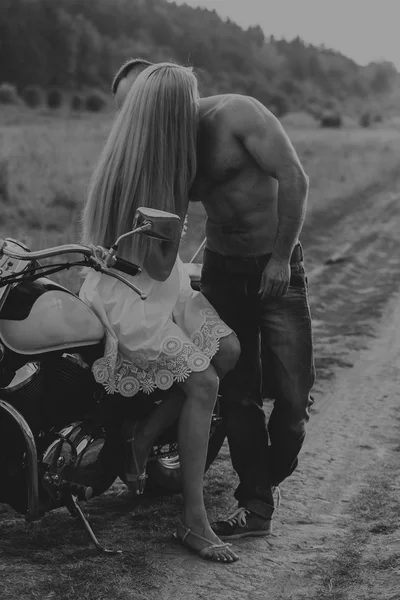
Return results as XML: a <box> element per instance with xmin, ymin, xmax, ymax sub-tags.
<box><xmin>79</xmin><ymin>256</ymin><xmax>232</xmax><ymax>398</ymax></box>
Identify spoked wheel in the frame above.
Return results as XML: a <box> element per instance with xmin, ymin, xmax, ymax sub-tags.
<box><xmin>0</xmin><ymin>399</ymin><xmax>41</xmax><ymax>518</ymax></box>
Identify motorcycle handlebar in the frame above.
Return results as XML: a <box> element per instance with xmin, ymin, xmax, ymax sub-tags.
<box><xmin>0</xmin><ymin>241</ymin><xmax>93</xmax><ymax>262</ymax></box>
<box><xmin>112</xmin><ymin>256</ymin><xmax>141</xmax><ymax>277</ymax></box>
<box><xmin>0</xmin><ymin>239</ymin><xmax>146</xmax><ymax>298</ymax></box>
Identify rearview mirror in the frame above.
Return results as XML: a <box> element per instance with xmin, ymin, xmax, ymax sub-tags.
<box><xmin>133</xmin><ymin>207</ymin><xmax>181</xmax><ymax>242</ymax></box>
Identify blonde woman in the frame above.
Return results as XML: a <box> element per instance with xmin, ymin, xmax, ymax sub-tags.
<box><xmin>80</xmin><ymin>64</ymin><xmax>240</xmax><ymax>563</ymax></box>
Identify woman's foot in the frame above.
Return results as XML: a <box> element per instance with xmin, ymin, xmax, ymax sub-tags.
<box><xmin>176</xmin><ymin>519</ymin><xmax>239</xmax><ymax>563</ymax></box>
<box><xmin>122</xmin><ymin>421</ymin><xmax>152</xmax><ymax>495</ymax></box>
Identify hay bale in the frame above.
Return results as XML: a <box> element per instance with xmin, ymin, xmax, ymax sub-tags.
<box><xmin>0</xmin><ymin>83</ymin><xmax>19</xmax><ymax>105</ymax></box>
<box><xmin>320</xmin><ymin>111</ymin><xmax>342</xmax><ymax>128</ymax></box>
<box><xmin>21</xmin><ymin>85</ymin><xmax>43</xmax><ymax>108</ymax></box>
<box><xmin>85</xmin><ymin>91</ymin><xmax>106</xmax><ymax>112</ymax></box>
<box><xmin>47</xmin><ymin>87</ymin><xmax>64</xmax><ymax>109</ymax></box>
<box><xmin>360</xmin><ymin>112</ymin><xmax>372</xmax><ymax>127</ymax></box>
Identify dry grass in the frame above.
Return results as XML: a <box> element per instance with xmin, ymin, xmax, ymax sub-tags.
<box><xmin>2</xmin><ymin>105</ymin><xmax>400</xmax><ymax>288</ymax></box>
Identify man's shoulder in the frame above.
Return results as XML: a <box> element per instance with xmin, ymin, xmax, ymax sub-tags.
<box><xmin>215</xmin><ymin>94</ymin><xmax>275</xmax><ymax>136</ymax></box>
<box><xmin>201</xmin><ymin>93</ymin><xmax>263</xmax><ymax>113</ymax></box>
<box><xmin>199</xmin><ymin>94</ymin><xmax>279</xmax><ymax>143</ymax></box>
<box><xmin>223</xmin><ymin>93</ymin><xmax>259</xmax><ymax>106</ymax></box>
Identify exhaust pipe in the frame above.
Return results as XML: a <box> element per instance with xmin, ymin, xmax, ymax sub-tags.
<box><xmin>0</xmin><ymin>399</ymin><xmax>40</xmax><ymax>521</ymax></box>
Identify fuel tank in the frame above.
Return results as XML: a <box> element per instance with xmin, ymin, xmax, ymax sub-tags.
<box><xmin>0</xmin><ymin>278</ymin><xmax>104</xmax><ymax>355</ymax></box>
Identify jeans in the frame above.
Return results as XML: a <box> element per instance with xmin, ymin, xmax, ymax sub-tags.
<box><xmin>201</xmin><ymin>244</ymin><xmax>315</xmax><ymax>515</ymax></box>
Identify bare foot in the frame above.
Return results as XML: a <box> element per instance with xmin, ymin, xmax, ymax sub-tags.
<box><xmin>176</xmin><ymin>519</ymin><xmax>239</xmax><ymax>563</ymax></box>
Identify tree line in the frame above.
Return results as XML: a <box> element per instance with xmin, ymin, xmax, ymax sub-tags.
<box><xmin>0</xmin><ymin>0</ymin><xmax>398</xmax><ymax>115</ymax></box>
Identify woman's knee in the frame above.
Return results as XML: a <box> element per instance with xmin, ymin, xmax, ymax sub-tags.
<box><xmin>214</xmin><ymin>333</ymin><xmax>241</xmax><ymax>375</ymax></box>
<box><xmin>182</xmin><ymin>365</ymin><xmax>219</xmax><ymax>406</ymax></box>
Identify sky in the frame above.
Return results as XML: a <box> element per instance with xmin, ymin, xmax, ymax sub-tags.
<box><xmin>169</xmin><ymin>0</ymin><xmax>400</xmax><ymax>69</ymax></box>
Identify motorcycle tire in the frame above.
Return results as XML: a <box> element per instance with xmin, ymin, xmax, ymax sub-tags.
<box><xmin>144</xmin><ymin>418</ymin><xmax>226</xmax><ymax>496</ymax></box>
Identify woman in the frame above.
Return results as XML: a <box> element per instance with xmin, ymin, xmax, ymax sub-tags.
<box><xmin>80</xmin><ymin>63</ymin><xmax>240</xmax><ymax>563</ymax></box>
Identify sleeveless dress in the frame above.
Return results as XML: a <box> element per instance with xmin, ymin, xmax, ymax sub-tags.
<box><xmin>79</xmin><ymin>256</ymin><xmax>232</xmax><ymax>398</ymax></box>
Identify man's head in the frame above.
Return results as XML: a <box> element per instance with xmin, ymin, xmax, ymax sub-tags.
<box><xmin>112</xmin><ymin>58</ymin><xmax>154</xmax><ymax>109</ymax></box>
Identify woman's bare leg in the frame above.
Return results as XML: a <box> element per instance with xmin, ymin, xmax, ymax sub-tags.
<box><xmin>135</xmin><ymin>387</ymin><xmax>184</xmax><ymax>448</ymax></box>
<box><xmin>124</xmin><ymin>387</ymin><xmax>184</xmax><ymax>492</ymax></box>
<box><xmin>136</xmin><ymin>332</ymin><xmax>239</xmax><ymax>449</ymax></box>
<box><xmin>125</xmin><ymin>334</ymin><xmax>240</xmax><ymax>495</ymax></box>
<box><xmin>211</xmin><ymin>332</ymin><xmax>241</xmax><ymax>379</ymax></box>
<box><xmin>176</xmin><ymin>366</ymin><xmax>238</xmax><ymax>562</ymax></box>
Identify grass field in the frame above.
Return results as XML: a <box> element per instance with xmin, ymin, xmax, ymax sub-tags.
<box><xmin>2</xmin><ymin>104</ymin><xmax>400</xmax><ymax>287</ymax></box>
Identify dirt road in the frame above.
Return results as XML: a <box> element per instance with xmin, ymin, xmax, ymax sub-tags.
<box><xmin>149</xmin><ymin>292</ymin><xmax>400</xmax><ymax>600</ymax></box>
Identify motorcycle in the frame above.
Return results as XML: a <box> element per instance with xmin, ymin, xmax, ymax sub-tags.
<box><xmin>0</xmin><ymin>207</ymin><xmax>225</xmax><ymax>554</ymax></box>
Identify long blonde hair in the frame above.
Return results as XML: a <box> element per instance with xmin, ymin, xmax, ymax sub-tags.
<box><xmin>82</xmin><ymin>63</ymin><xmax>199</xmax><ymax>263</ymax></box>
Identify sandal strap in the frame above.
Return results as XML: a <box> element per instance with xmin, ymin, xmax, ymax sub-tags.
<box><xmin>201</xmin><ymin>542</ymin><xmax>232</xmax><ymax>550</ymax></box>
<box><xmin>199</xmin><ymin>544</ymin><xmax>231</xmax><ymax>559</ymax></box>
<box><xmin>178</xmin><ymin>521</ymin><xmax>232</xmax><ymax>548</ymax></box>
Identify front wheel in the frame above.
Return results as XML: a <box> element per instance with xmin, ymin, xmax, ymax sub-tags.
<box><xmin>144</xmin><ymin>412</ymin><xmax>226</xmax><ymax>496</ymax></box>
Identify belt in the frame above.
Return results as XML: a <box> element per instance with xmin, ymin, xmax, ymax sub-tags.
<box><xmin>203</xmin><ymin>243</ymin><xmax>303</xmax><ymax>275</ymax></box>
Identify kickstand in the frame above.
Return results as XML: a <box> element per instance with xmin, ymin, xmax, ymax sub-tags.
<box><xmin>67</xmin><ymin>495</ymin><xmax>122</xmax><ymax>555</ymax></box>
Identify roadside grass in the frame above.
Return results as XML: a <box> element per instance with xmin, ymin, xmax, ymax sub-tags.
<box><xmin>314</xmin><ymin>479</ymin><xmax>400</xmax><ymax>600</ymax></box>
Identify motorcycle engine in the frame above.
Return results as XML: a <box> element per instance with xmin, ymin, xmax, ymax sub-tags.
<box><xmin>41</xmin><ymin>420</ymin><xmax>121</xmax><ymax>503</ymax></box>
<box><xmin>43</xmin><ymin>353</ymin><xmax>98</xmax><ymax>425</ymax></box>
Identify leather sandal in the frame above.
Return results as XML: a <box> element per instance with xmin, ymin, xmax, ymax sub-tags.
<box><xmin>176</xmin><ymin>520</ymin><xmax>239</xmax><ymax>563</ymax></box>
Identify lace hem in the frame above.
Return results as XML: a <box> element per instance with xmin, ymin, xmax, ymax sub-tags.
<box><xmin>92</xmin><ymin>308</ymin><xmax>232</xmax><ymax>397</ymax></box>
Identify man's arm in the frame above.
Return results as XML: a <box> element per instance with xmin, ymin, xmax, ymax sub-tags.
<box><xmin>234</xmin><ymin>96</ymin><xmax>309</xmax><ymax>262</ymax></box>
<box><xmin>233</xmin><ymin>96</ymin><xmax>309</xmax><ymax>297</ymax></box>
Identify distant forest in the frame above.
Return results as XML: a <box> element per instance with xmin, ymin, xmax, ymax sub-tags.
<box><xmin>1</xmin><ymin>0</ymin><xmax>398</xmax><ymax>115</ymax></box>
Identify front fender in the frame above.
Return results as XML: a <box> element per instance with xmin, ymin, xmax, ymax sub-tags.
<box><xmin>0</xmin><ymin>399</ymin><xmax>40</xmax><ymax>521</ymax></box>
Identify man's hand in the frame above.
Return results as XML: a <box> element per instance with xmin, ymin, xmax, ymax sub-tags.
<box><xmin>259</xmin><ymin>258</ymin><xmax>291</xmax><ymax>300</ymax></box>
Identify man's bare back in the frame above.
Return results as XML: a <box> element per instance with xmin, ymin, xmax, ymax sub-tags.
<box><xmin>191</xmin><ymin>94</ymin><xmax>306</xmax><ymax>259</ymax></box>
<box><xmin>191</xmin><ymin>94</ymin><xmax>278</xmax><ymax>256</ymax></box>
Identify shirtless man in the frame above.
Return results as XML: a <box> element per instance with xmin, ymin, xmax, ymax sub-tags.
<box><xmin>112</xmin><ymin>59</ymin><xmax>315</xmax><ymax>540</ymax></box>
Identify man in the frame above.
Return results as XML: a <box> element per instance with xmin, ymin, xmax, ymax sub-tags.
<box><xmin>112</xmin><ymin>58</ymin><xmax>315</xmax><ymax>540</ymax></box>
<box><xmin>112</xmin><ymin>58</ymin><xmax>153</xmax><ymax>105</ymax></box>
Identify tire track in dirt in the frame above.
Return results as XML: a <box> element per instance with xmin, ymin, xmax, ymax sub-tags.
<box><xmin>301</xmin><ymin>167</ymin><xmax>400</xmax><ymax>273</ymax></box>
<box><xmin>260</xmin><ymin>294</ymin><xmax>400</xmax><ymax>600</ymax></box>
<box><xmin>306</xmin><ymin>180</ymin><xmax>400</xmax><ymax>385</ymax></box>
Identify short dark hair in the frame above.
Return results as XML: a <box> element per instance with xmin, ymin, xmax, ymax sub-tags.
<box><xmin>111</xmin><ymin>58</ymin><xmax>154</xmax><ymax>95</ymax></box>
